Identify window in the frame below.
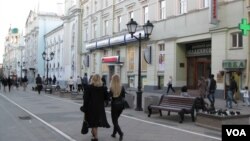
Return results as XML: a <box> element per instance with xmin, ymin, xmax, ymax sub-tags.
<box><xmin>231</xmin><ymin>32</ymin><xmax>243</xmax><ymax>48</ymax></box>
<box><xmin>201</xmin><ymin>0</ymin><xmax>209</xmax><ymax>8</ymax></box>
<box><xmin>127</xmin><ymin>47</ymin><xmax>135</xmax><ymax>71</ymax></box>
<box><xmin>158</xmin><ymin>44</ymin><xmax>165</xmax><ymax>71</ymax></box>
<box><xmin>104</xmin><ymin>20</ymin><xmax>109</xmax><ymax>35</ymax></box>
<box><xmin>85</xmin><ymin>27</ymin><xmax>88</xmax><ymax>41</ymax></box>
<box><xmin>93</xmin><ymin>24</ymin><xmax>97</xmax><ymax>38</ymax></box>
<box><xmin>141</xmin><ymin>46</ymin><xmax>147</xmax><ymax>71</ymax></box>
<box><xmin>105</xmin><ymin>0</ymin><xmax>109</xmax><ymax>7</ymax></box>
<box><xmin>143</xmin><ymin>6</ymin><xmax>148</xmax><ymax>23</ymax></box>
<box><xmin>72</xmin><ymin>24</ymin><xmax>75</xmax><ymax>48</ymax></box>
<box><xmin>117</xmin><ymin>16</ymin><xmax>122</xmax><ymax>32</ymax></box>
<box><xmin>160</xmin><ymin>0</ymin><xmax>166</xmax><ymax>20</ymax></box>
<box><xmin>129</xmin><ymin>11</ymin><xmax>134</xmax><ymax>19</ymax></box>
<box><xmin>86</xmin><ymin>7</ymin><xmax>89</xmax><ymax>16</ymax></box>
<box><xmin>93</xmin><ymin>53</ymin><xmax>96</xmax><ymax>73</ymax></box>
<box><xmin>94</xmin><ymin>1</ymin><xmax>97</xmax><ymax>12</ymax></box>
<box><xmin>179</xmin><ymin>0</ymin><xmax>187</xmax><ymax>14</ymax></box>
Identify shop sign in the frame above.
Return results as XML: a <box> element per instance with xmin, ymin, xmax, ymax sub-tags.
<box><xmin>186</xmin><ymin>42</ymin><xmax>211</xmax><ymax>57</ymax></box>
<box><xmin>239</xmin><ymin>18</ymin><xmax>250</xmax><ymax>36</ymax></box>
<box><xmin>102</xmin><ymin>56</ymin><xmax>119</xmax><ymax>63</ymax></box>
<box><xmin>209</xmin><ymin>0</ymin><xmax>218</xmax><ymax>25</ymax></box>
<box><xmin>222</xmin><ymin>60</ymin><xmax>246</xmax><ymax>69</ymax></box>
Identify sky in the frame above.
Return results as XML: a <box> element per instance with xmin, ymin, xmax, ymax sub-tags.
<box><xmin>0</xmin><ymin>0</ymin><xmax>63</xmax><ymax>63</ymax></box>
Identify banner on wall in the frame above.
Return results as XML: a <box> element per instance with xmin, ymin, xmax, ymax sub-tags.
<box><xmin>209</xmin><ymin>0</ymin><xmax>219</xmax><ymax>25</ymax></box>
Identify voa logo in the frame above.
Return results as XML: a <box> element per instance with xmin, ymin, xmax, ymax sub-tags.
<box><xmin>226</xmin><ymin>129</ymin><xmax>246</xmax><ymax>136</ymax></box>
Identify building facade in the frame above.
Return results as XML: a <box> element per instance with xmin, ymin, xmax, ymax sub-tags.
<box><xmin>44</xmin><ymin>24</ymin><xmax>64</xmax><ymax>84</ymax></box>
<box><xmin>2</xmin><ymin>27</ymin><xmax>24</xmax><ymax>79</ymax></box>
<box><xmin>24</xmin><ymin>10</ymin><xmax>63</xmax><ymax>82</ymax></box>
<box><xmin>81</xmin><ymin>0</ymin><xmax>249</xmax><ymax>99</ymax></box>
<box><xmin>60</xmin><ymin>0</ymin><xmax>82</xmax><ymax>82</ymax></box>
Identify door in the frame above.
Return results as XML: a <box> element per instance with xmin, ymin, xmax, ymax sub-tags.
<box><xmin>187</xmin><ymin>57</ymin><xmax>211</xmax><ymax>89</ymax></box>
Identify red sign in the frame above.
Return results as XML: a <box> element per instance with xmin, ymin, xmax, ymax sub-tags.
<box><xmin>102</xmin><ymin>56</ymin><xmax>119</xmax><ymax>63</ymax></box>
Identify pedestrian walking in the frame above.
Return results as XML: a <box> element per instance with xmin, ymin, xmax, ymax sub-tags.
<box><xmin>36</xmin><ymin>74</ymin><xmax>43</xmax><ymax>94</ymax></box>
<box><xmin>226</xmin><ymin>76</ymin><xmax>238</xmax><ymax>109</ymax></box>
<box><xmin>82</xmin><ymin>73</ymin><xmax>88</xmax><ymax>91</ymax></box>
<box><xmin>7</xmin><ymin>76</ymin><xmax>12</xmax><ymax>92</ymax></box>
<box><xmin>166</xmin><ymin>76</ymin><xmax>175</xmax><ymax>94</ymax></box>
<box><xmin>2</xmin><ymin>76</ymin><xmax>8</xmax><ymax>92</ymax></box>
<box><xmin>240</xmin><ymin>86</ymin><xmax>250</xmax><ymax>106</ymax></box>
<box><xmin>207</xmin><ymin>74</ymin><xmax>217</xmax><ymax>108</ymax></box>
<box><xmin>198</xmin><ymin>76</ymin><xmax>207</xmax><ymax>98</ymax></box>
<box><xmin>77</xmin><ymin>76</ymin><xmax>82</xmax><ymax>92</ymax></box>
<box><xmin>231</xmin><ymin>76</ymin><xmax>238</xmax><ymax>105</ymax></box>
<box><xmin>68</xmin><ymin>76</ymin><xmax>74</xmax><ymax>92</ymax></box>
<box><xmin>53</xmin><ymin>75</ymin><xmax>57</xmax><ymax>85</ymax></box>
<box><xmin>109</xmin><ymin>74</ymin><xmax>125</xmax><ymax>141</ymax></box>
<box><xmin>22</xmin><ymin>75</ymin><xmax>28</xmax><ymax>91</ymax></box>
<box><xmin>82</xmin><ymin>74</ymin><xmax>110</xmax><ymax>141</ymax></box>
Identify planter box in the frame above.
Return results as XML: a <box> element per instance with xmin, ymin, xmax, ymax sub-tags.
<box><xmin>196</xmin><ymin>113</ymin><xmax>250</xmax><ymax>131</ymax></box>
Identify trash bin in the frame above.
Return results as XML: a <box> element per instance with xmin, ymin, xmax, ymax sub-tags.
<box><xmin>144</xmin><ymin>95</ymin><xmax>160</xmax><ymax>113</ymax></box>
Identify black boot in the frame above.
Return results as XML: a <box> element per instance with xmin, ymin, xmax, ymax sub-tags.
<box><xmin>119</xmin><ymin>132</ymin><xmax>123</xmax><ymax>141</ymax></box>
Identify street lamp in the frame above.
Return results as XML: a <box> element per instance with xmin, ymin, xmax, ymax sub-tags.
<box><xmin>42</xmin><ymin>51</ymin><xmax>54</xmax><ymax>85</ymax></box>
<box><xmin>127</xmin><ymin>19</ymin><xmax>154</xmax><ymax>111</ymax></box>
<box><xmin>18</xmin><ymin>61</ymin><xmax>25</xmax><ymax>85</ymax></box>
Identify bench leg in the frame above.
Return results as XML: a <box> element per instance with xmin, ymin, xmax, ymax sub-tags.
<box><xmin>178</xmin><ymin>110</ymin><xmax>184</xmax><ymax>123</ymax></box>
<box><xmin>168</xmin><ymin>110</ymin><xmax>170</xmax><ymax>116</ymax></box>
<box><xmin>148</xmin><ymin>106</ymin><xmax>152</xmax><ymax>117</ymax></box>
<box><xmin>191</xmin><ymin>111</ymin><xmax>195</xmax><ymax>122</ymax></box>
<box><xmin>159</xmin><ymin>110</ymin><xmax>162</xmax><ymax>116</ymax></box>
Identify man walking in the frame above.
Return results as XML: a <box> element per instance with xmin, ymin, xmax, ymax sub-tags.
<box><xmin>166</xmin><ymin>76</ymin><xmax>175</xmax><ymax>94</ymax></box>
<box><xmin>207</xmin><ymin>74</ymin><xmax>216</xmax><ymax>108</ymax></box>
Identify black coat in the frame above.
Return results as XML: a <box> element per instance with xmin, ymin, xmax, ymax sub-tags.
<box><xmin>83</xmin><ymin>85</ymin><xmax>110</xmax><ymax>128</ymax></box>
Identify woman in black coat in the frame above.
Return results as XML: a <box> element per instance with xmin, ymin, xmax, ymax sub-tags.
<box><xmin>83</xmin><ymin>74</ymin><xmax>110</xmax><ymax>141</ymax></box>
<box><xmin>109</xmin><ymin>74</ymin><xmax>125</xmax><ymax>141</ymax></box>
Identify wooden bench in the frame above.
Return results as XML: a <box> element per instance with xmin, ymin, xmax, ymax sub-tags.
<box><xmin>148</xmin><ymin>95</ymin><xmax>197</xmax><ymax>123</ymax></box>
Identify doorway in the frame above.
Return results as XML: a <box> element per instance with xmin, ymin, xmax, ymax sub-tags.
<box><xmin>187</xmin><ymin>57</ymin><xmax>211</xmax><ymax>89</ymax></box>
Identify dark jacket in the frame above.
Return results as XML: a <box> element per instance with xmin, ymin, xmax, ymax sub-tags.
<box><xmin>209</xmin><ymin>78</ymin><xmax>216</xmax><ymax>93</ymax></box>
<box><xmin>110</xmin><ymin>86</ymin><xmax>126</xmax><ymax>110</ymax></box>
<box><xmin>229</xmin><ymin>79</ymin><xmax>238</xmax><ymax>93</ymax></box>
<box><xmin>36</xmin><ymin>76</ymin><xmax>42</xmax><ymax>85</ymax></box>
<box><xmin>83</xmin><ymin>85</ymin><xmax>110</xmax><ymax>128</ymax></box>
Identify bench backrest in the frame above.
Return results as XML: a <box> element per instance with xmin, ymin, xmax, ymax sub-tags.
<box><xmin>159</xmin><ymin>95</ymin><xmax>196</xmax><ymax>110</ymax></box>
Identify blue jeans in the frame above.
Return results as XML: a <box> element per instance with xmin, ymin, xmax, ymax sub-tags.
<box><xmin>226</xmin><ymin>90</ymin><xmax>233</xmax><ymax>108</ymax></box>
<box><xmin>208</xmin><ymin>92</ymin><xmax>215</xmax><ymax>106</ymax></box>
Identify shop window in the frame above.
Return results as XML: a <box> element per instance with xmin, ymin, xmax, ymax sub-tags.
<box><xmin>102</xmin><ymin>50</ymin><xmax>108</xmax><ymax>73</ymax></box>
<box><xmin>127</xmin><ymin>47</ymin><xmax>135</xmax><ymax>71</ymax></box>
<box><xmin>231</xmin><ymin>32</ymin><xmax>242</xmax><ymax>48</ymax></box>
<box><xmin>142</xmin><ymin>46</ymin><xmax>147</xmax><ymax>71</ymax></box>
<box><xmin>128</xmin><ymin>76</ymin><xmax>135</xmax><ymax>88</ymax></box>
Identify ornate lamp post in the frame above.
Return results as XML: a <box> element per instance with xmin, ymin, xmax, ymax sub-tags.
<box><xmin>42</xmin><ymin>51</ymin><xmax>54</xmax><ymax>85</ymax></box>
<box><xmin>127</xmin><ymin>19</ymin><xmax>154</xmax><ymax>111</ymax></box>
<box><xmin>18</xmin><ymin>61</ymin><xmax>25</xmax><ymax>85</ymax></box>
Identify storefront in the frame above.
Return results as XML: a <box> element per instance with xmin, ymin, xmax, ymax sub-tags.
<box><xmin>222</xmin><ymin>59</ymin><xmax>246</xmax><ymax>100</ymax></box>
<box><xmin>186</xmin><ymin>41</ymin><xmax>211</xmax><ymax>89</ymax></box>
<box><xmin>101</xmin><ymin>56</ymin><xmax>123</xmax><ymax>84</ymax></box>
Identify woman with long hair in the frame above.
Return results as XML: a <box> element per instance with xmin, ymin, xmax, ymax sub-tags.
<box><xmin>110</xmin><ymin>74</ymin><xmax>125</xmax><ymax>141</ymax></box>
<box><xmin>83</xmin><ymin>74</ymin><xmax>110</xmax><ymax>141</ymax></box>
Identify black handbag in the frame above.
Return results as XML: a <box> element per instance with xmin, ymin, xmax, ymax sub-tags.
<box><xmin>81</xmin><ymin>121</ymin><xmax>89</xmax><ymax>134</ymax></box>
<box><xmin>112</xmin><ymin>98</ymin><xmax>125</xmax><ymax>109</ymax></box>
